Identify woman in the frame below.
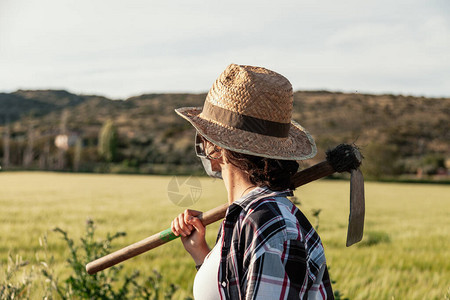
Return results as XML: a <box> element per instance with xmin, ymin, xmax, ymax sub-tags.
<box><xmin>171</xmin><ymin>64</ymin><xmax>334</xmax><ymax>299</ymax></box>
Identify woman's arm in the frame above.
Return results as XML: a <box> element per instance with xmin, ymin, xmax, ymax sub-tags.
<box><xmin>171</xmin><ymin>209</ymin><xmax>210</xmax><ymax>265</ymax></box>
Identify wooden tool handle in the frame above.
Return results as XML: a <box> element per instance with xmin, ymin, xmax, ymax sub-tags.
<box><xmin>86</xmin><ymin>144</ymin><xmax>362</xmax><ymax>274</ymax></box>
<box><xmin>86</xmin><ymin>203</ymin><xmax>229</xmax><ymax>275</ymax></box>
<box><xmin>291</xmin><ymin>160</ymin><xmax>335</xmax><ymax>187</ymax></box>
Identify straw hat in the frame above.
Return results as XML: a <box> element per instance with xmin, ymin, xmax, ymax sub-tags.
<box><xmin>175</xmin><ymin>64</ymin><xmax>317</xmax><ymax>160</ymax></box>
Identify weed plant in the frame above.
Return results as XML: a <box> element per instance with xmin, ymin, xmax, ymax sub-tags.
<box><xmin>0</xmin><ymin>255</ymin><xmax>32</xmax><ymax>299</ymax></box>
<box><xmin>41</xmin><ymin>219</ymin><xmax>180</xmax><ymax>299</ymax></box>
<box><xmin>1</xmin><ymin>219</ymin><xmax>184</xmax><ymax>300</ymax></box>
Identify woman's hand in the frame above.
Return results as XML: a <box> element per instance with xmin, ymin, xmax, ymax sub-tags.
<box><xmin>171</xmin><ymin>209</ymin><xmax>210</xmax><ymax>265</ymax></box>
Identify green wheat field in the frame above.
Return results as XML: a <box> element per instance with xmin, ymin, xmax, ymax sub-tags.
<box><xmin>1</xmin><ymin>172</ymin><xmax>449</xmax><ymax>299</ymax></box>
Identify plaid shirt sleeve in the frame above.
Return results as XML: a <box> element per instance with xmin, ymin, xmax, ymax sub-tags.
<box><xmin>218</xmin><ymin>187</ymin><xmax>334</xmax><ymax>300</ymax></box>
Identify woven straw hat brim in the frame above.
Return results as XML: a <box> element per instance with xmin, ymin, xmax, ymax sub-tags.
<box><xmin>175</xmin><ymin>107</ymin><xmax>317</xmax><ymax>160</ymax></box>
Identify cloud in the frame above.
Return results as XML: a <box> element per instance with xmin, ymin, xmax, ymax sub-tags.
<box><xmin>0</xmin><ymin>0</ymin><xmax>449</xmax><ymax>98</ymax></box>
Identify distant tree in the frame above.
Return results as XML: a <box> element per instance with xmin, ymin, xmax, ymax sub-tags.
<box><xmin>73</xmin><ymin>137</ymin><xmax>82</xmax><ymax>172</ymax></box>
<box><xmin>39</xmin><ymin>139</ymin><xmax>51</xmax><ymax>170</ymax></box>
<box><xmin>362</xmin><ymin>143</ymin><xmax>401</xmax><ymax>179</ymax></box>
<box><xmin>23</xmin><ymin>124</ymin><xmax>35</xmax><ymax>168</ymax></box>
<box><xmin>98</xmin><ymin>120</ymin><xmax>118</xmax><ymax>162</ymax></box>
<box><xmin>420</xmin><ymin>153</ymin><xmax>445</xmax><ymax>175</ymax></box>
<box><xmin>2</xmin><ymin>121</ymin><xmax>10</xmax><ymax>169</ymax></box>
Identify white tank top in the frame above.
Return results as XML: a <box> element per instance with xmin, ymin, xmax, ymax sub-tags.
<box><xmin>192</xmin><ymin>240</ymin><xmax>222</xmax><ymax>300</ymax></box>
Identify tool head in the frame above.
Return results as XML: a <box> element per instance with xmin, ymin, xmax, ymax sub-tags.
<box><xmin>325</xmin><ymin>144</ymin><xmax>365</xmax><ymax>246</ymax></box>
<box><xmin>347</xmin><ymin>168</ymin><xmax>365</xmax><ymax>246</ymax></box>
<box><xmin>326</xmin><ymin>144</ymin><xmax>363</xmax><ymax>173</ymax></box>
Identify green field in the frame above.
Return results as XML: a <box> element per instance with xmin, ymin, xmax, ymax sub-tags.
<box><xmin>1</xmin><ymin>172</ymin><xmax>449</xmax><ymax>299</ymax></box>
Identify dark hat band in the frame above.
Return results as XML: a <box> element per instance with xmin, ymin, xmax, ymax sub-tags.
<box><xmin>201</xmin><ymin>101</ymin><xmax>290</xmax><ymax>138</ymax></box>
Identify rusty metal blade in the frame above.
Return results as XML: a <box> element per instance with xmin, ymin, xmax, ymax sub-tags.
<box><xmin>347</xmin><ymin>168</ymin><xmax>365</xmax><ymax>246</ymax></box>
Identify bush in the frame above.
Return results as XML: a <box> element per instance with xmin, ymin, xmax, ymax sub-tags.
<box><xmin>361</xmin><ymin>143</ymin><xmax>402</xmax><ymax>179</ymax></box>
<box><xmin>98</xmin><ymin>120</ymin><xmax>118</xmax><ymax>163</ymax></box>
<box><xmin>40</xmin><ymin>219</ymin><xmax>180</xmax><ymax>299</ymax></box>
<box><xmin>420</xmin><ymin>154</ymin><xmax>445</xmax><ymax>175</ymax></box>
<box><xmin>1</xmin><ymin>220</ymin><xmax>185</xmax><ymax>299</ymax></box>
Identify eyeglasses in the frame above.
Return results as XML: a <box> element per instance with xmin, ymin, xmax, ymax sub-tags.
<box><xmin>195</xmin><ymin>132</ymin><xmax>222</xmax><ymax>159</ymax></box>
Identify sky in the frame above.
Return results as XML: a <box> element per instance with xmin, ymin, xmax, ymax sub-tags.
<box><xmin>0</xmin><ymin>0</ymin><xmax>449</xmax><ymax>99</ymax></box>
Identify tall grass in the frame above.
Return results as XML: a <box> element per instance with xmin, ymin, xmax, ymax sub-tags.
<box><xmin>0</xmin><ymin>172</ymin><xmax>449</xmax><ymax>299</ymax></box>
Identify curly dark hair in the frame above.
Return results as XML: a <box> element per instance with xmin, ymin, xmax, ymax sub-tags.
<box><xmin>223</xmin><ymin>148</ymin><xmax>299</xmax><ymax>191</ymax></box>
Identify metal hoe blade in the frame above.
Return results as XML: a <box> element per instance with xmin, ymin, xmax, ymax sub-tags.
<box><xmin>347</xmin><ymin>168</ymin><xmax>365</xmax><ymax>246</ymax></box>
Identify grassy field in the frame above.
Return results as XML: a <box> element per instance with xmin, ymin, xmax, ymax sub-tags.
<box><xmin>1</xmin><ymin>172</ymin><xmax>449</xmax><ymax>299</ymax></box>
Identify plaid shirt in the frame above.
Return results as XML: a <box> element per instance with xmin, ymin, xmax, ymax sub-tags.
<box><xmin>216</xmin><ymin>186</ymin><xmax>334</xmax><ymax>299</ymax></box>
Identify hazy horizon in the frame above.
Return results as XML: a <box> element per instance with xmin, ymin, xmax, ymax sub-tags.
<box><xmin>4</xmin><ymin>87</ymin><xmax>450</xmax><ymax>101</ymax></box>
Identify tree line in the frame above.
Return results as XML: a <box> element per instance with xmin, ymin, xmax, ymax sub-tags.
<box><xmin>0</xmin><ymin>90</ymin><xmax>448</xmax><ymax>180</ymax></box>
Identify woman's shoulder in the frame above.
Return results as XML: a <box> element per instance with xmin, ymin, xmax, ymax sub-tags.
<box><xmin>239</xmin><ymin>196</ymin><xmax>301</xmax><ymax>242</ymax></box>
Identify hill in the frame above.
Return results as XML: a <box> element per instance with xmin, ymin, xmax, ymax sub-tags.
<box><xmin>0</xmin><ymin>89</ymin><xmax>449</xmax><ymax>178</ymax></box>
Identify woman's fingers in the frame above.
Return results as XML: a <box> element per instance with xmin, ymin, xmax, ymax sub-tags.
<box><xmin>176</xmin><ymin>214</ymin><xmax>189</xmax><ymax>237</ymax></box>
<box><xmin>187</xmin><ymin>216</ymin><xmax>205</xmax><ymax>236</ymax></box>
<box><xmin>184</xmin><ymin>209</ymin><xmax>200</xmax><ymax>231</ymax></box>
<box><xmin>171</xmin><ymin>220</ymin><xmax>179</xmax><ymax>236</ymax></box>
<box><xmin>171</xmin><ymin>210</ymin><xmax>204</xmax><ymax>237</ymax></box>
<box><xmin>171</xmin><ymin>218</ymin><xmax>183</xmax><ymax>237</ymax></box>
<box><xmin>171</xmin><ymin>215</ymin><xmax>185</xmax><ymax>237</ymax></box>
<box><xmin>184</xmin><ymin>214</ymin><xmax>194</xmax><ymax>231</ymax></box>
<box><xmin>178</xmin><ymin>212</ymin><xmax>195</xmax><ymax>237</ymax></box>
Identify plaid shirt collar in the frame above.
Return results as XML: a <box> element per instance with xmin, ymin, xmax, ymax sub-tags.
<box><xmin>231</xmin><ymin>185</ymin><xmax>294</xmax><ymax>211</ymax></box>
